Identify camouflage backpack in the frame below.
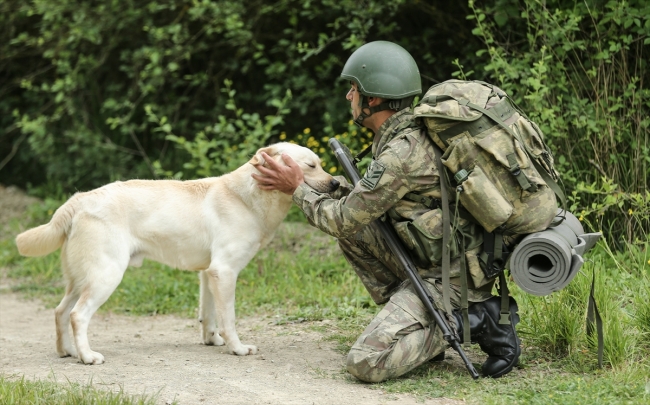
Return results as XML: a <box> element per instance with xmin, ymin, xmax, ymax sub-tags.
<box><xmin>412</xmin><ymin>79</ymin><xmax>566</xmax><ymax>278</ymax></box>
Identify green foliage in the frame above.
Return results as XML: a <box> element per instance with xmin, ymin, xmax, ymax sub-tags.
<box><xmin>146</xmin><ymin>79</ymin><xmax>292</xmax><ymax>179</ymax></box>
<box><xmin>0</xmin><ymin>375</ymin><xmax>163</xmax><ymax>405</ymax></box>
<box><xmin>1</xmin><ymin>0</ymin><xmax>480</xmax><ymax>195</ymax></box>
<box><xmin>468</xmin><ymin>0</ymin><xmax>650</xmax><ymax>246</ymax></box>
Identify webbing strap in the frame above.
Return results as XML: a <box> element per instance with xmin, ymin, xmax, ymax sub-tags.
<box><xmin>436</xmin><ymin>98</ymin><xmax>517</xmax><ymax>147</ymax></box>
<box><xmin>494</xmin><ymin>233</ymin><xmax>503</xmax><ymax>262</ymax></box>
<box><xmin>354</xmin><ymin>144</ymin><xmax>373</xmax><ymax>164</ymax></box>
<box><xmin>458</xmin><ymin>210</ymin><xmax>470</xmax><ymax>346</ymax></box>
<box><xmin>432</xmin><ymin>143</ymin><xmax>453</xmax><ymax>316</ymax></box>
<box><xmin>506</xmin><ymin>153</ymin><xmax>537</xmax><ymax>193</ymax></box>
<box><xmin>498</xmin><ymin>271</ymin><xmax>511</xmax><ymax>325</ymax></box>
<box><xmin>403</xmin><ymin>192</ymin><xmax>441</xmax><ymax>209</ymax></box>
<box><xmin>586</xmin><ymin>269</ymin><xmax>604</xmax><ymax>368</ymax></box>
<box><xmin>533</xmin><ymin>157</ymin><xmax>567</xmax><ymax>212</ymax></box>
<box><xmin>354</xmin><ymin>96</ymin><xmax>397</xmax><ymax>127</ymax></box>
<box><xmin>437</xmin><ymin>115</ymin><xmax>493</xmax><ymax>147</ymax></box>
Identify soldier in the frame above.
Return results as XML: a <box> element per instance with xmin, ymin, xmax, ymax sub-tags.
<box><xmin>252</xmin><ymin>41</ymin><xmax>520</xmax><ymax>382</ymax></box>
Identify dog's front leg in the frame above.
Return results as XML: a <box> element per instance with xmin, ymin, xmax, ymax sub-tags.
<box><xmin>204</xmin><ymin>266</ymin><xmax>257</xmax><ymax>356</ymax></box>
<box><xmin>199</xmin><ymin>271</ymin><xmax>225</xmax><ymax>346</ymax></box>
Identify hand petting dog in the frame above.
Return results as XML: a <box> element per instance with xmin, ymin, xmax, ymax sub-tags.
<box><xmin>251</xmin><ymin>152</ymin><xmax>304</xmax><ymax>195</ymax></box>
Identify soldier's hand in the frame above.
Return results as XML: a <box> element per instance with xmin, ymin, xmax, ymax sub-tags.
<box><xmin>251</xmin><ymin>152</ymin><xmax>304</xmax><ymax>195</ymax></box>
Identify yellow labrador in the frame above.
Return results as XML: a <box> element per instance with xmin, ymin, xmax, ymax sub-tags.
<box><xmin>15</xmin><ymin>142</ymin><xmax>338</xmax><ymax>364</ymax></box>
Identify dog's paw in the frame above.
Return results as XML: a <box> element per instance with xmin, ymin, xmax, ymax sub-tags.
<box><xmin>57</xmin><ymin>347</ymin><xmax>78</xmax><ymax>358</ymax></box>
<box><xmin>79</xmin><ymin>350</ymin><xmax>105</xmax><ymax>365</ymax></box>
<box><xmin>203</xmin><ymin>330</ymin><xmax>225</xmax><ymax>346</ymax></box>
<box><xmin>231</xmin><ymin>344</ymin><xmax>258</xmax><ymax>356</ymax></box>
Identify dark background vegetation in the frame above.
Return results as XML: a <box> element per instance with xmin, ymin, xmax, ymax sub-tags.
<box><xmin>1</xmin><ymin>0</ymin><xmax>648</xmax><ymax>246</ymax></box>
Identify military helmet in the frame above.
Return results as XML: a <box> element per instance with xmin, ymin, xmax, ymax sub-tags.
<box><xmin>340</xmin><ymin>41</ymin><xmax>421</xmax><ymax>99</ymax></box>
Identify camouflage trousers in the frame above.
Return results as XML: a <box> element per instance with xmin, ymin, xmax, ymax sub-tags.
<box><xmin>338</xmin><ymin>224</ymin><xmax>491</xmax><ymax>383</ymax></box>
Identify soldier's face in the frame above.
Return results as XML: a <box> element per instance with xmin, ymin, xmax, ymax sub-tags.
<box><xmin>346</xmin><ymin>82</ymin><xmax>362</xmax><ymax>121</ymax></box>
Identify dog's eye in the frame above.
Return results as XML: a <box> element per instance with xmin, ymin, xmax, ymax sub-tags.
<box><xmin>306</xmin><ymin>163</ymin><xmax>316</xmax><ymax>169</ymax></box>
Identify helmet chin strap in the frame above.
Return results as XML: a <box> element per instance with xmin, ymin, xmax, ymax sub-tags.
<box><xmin>353</xmin><ymin>95</ymin><xmax>398</xmax><ymax>128</ymax></box>
<box><xmin>354</xmin><ymin>95</ymin><xmax>415</xmax><ymax>128</ymax></box>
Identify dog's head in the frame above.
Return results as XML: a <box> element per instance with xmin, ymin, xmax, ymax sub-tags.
<box><xmin>250</xmin><ymin>142</ymin><xmax>339</xmax><ymax>193</ymax></box>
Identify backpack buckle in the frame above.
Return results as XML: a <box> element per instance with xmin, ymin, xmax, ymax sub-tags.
<box><xmin>508</xmin><ymin>160</ymin><xmax>521</xmax><ymax>176</ymax></box>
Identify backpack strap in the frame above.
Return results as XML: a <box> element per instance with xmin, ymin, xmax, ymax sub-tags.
<box><xmin>432</xmin><ymin>142</ymin><xmax>453</xmax><ymax>317</ymax></box>
<box><xmin>436</xmin><ymin>99</ymin><xmax>517</xmax><ymax>147</ymax></box>
<box><xmin>432</xmin><ymin>140</ymin><xmax>472</xmax><ymax>343</ymax></box>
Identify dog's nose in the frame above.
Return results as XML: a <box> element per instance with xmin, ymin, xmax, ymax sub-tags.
<box><xmin>330</xmin><ymin>178</ymin><xmax>340</xmax><ymax>191</ymax></box>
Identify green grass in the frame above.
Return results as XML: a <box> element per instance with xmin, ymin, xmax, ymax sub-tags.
<box><xmin>2</xmin><ymin>199</ymin><xmax>649</xmax><ymax>404</ymax></box>
<box><xmin>377</xmin><ymin>364</ymin><xmax>649</xmax><ymax>405</ymax></box>
<box><xmin>0</xmin><ymin>375</ymin><xmax>164</xmax><ymax>405</ymax></box>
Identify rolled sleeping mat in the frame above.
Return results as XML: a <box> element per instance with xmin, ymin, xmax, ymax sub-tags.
<box><xmin>509</xmin><ymin>210</ymin><xmax>602</xmax><ymax>296</ymax></box>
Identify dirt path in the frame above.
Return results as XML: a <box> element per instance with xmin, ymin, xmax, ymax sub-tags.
<box><xmin>0</xmin><ymin>292</ymin><xmax>463</xmax><ymax>405</ymax></box>
<box><xmin>0</xmin><ymin>184</ymin><xmax>463</xmax><ymax>405</ymax></box>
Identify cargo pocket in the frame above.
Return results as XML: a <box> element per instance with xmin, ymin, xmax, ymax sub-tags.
<box><xmin>466</xmin><ymin>247</ymin><xmax>495</xmax><ymax>289</ymax></box>
<box><xmin>456</xmin><ymin>165</ymin><xmax>513</xmax><ymax>232</ymax></box>
<box><xmin>409</xmin><ymin>209</ymin><xmax>447</xmax><ymax>264</ymax></box>
<box><xmin>393</xmin><ymin>221</ymin><xmax>429</xmax><ymax>266</ymax></box>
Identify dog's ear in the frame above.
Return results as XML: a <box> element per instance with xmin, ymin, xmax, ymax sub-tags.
<box><xmin>249</xmin><ymin>146</ymin><xmax>275</xmax><ymax>166</ymax></box>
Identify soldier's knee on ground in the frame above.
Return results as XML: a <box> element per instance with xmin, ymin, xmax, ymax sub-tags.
<box><xmin>346</xmin><ymin>348</ymin><xmax>391</xmax><ymax>383</ymax></box>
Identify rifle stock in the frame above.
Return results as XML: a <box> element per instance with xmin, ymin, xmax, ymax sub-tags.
<box><xmin>328</xmin><ymin>138</ymin><xmax>480</xmax><ymax>380</ymax></box>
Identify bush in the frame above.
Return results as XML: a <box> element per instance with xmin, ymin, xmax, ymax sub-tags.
<box><xmin>0</xmin><ymin>0</ymin><xmax>482</xmax><ymax>193</ymax></box>
<box><xmin>467</xmin><ymin>0</ymin><xmax>650</xmax><ymax>246</ymax></box>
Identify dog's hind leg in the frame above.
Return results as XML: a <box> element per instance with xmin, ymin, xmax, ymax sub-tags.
<box><xmin>69</xmin><ymin>261</ymin><xmax>125</xmax><ymax>365</ymax></box>
<box><xmin>56</xmin><ymin>244</ymin><xmax>80</xmax><ymax>358</ymax></box>
<box><xmin>66</xmin><ymin>220</ymin><xmax>128</xmax><ymax>364</ymax></box>
<box><xmin>55</xmin><ymin>286</ymin><xmax>80</xmax><ymax>358</ymax></box>
<box><xmin>199</xmin><ymin>270</ymin><xmax>225</xmax><ymax>346</ymax></box>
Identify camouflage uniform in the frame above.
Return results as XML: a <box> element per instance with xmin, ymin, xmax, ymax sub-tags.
<box><xmin>293</xmin><ymin>109</ymin><xmax>494</xmax><ymax>383</ymax></box>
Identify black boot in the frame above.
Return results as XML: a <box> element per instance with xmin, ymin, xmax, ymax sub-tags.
<box><xmin>454</xmin><ymin>296</ymin><xmax>521</xmax><ymax>378</ymax></box>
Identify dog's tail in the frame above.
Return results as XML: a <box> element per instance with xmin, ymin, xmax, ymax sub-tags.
<box><xmin>15</xmin><ymin>196</ymin><xmax>78</xmax><ymax>257</ymax></box>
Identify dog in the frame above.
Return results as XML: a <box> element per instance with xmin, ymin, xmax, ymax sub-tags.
<box><xmin>15</xmin><ymin>142</ymin><xmax>339</xmax><ymax>364</ymax></box>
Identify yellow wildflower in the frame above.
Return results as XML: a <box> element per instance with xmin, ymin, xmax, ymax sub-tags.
<box><xmin>329</xmin><ymin>167</ymin><xmax>337</xmax><ymax>174</ymax></box>
<box><xmin>279</xmin><ymin>132</ymin><xmax>286</xmax><ymax>140</ymax></box>
<box><xmin>628</xmin><ymin>208</ymin><xmax>633</xmax><ymax>215</ymax></box>
<box><xmin>319</xmin><ymin>147</ymin><xmax>325</xmax><ymax>153</ymax></box>
<box><xmin>303</xmin><ymin>127</ymin><xmax>311</xmax><ymax>134</ymax></box>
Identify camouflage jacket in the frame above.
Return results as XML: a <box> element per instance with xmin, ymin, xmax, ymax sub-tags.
<box><xmin>293</xmin><ymin>109</ymin><xmax>491</xmax><ymax>300</ymax></box>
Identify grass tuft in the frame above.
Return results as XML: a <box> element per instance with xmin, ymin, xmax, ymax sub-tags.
<box><xmin>0</xmin><ymin>375</ymin><xmax>165</xmax><ymax>405</ymax></box>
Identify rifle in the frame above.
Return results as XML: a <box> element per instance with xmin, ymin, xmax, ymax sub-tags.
<box><xmin>329</xmin><ymin>138</ymin><xmax>480</xmax><ymax>380</ymax></box>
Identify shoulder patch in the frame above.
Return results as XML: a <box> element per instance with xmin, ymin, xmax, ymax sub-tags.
<box><xmin>360</xmin><ymin>160</ymin><xmax>386</xmax><ymax>190</ymax></box>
